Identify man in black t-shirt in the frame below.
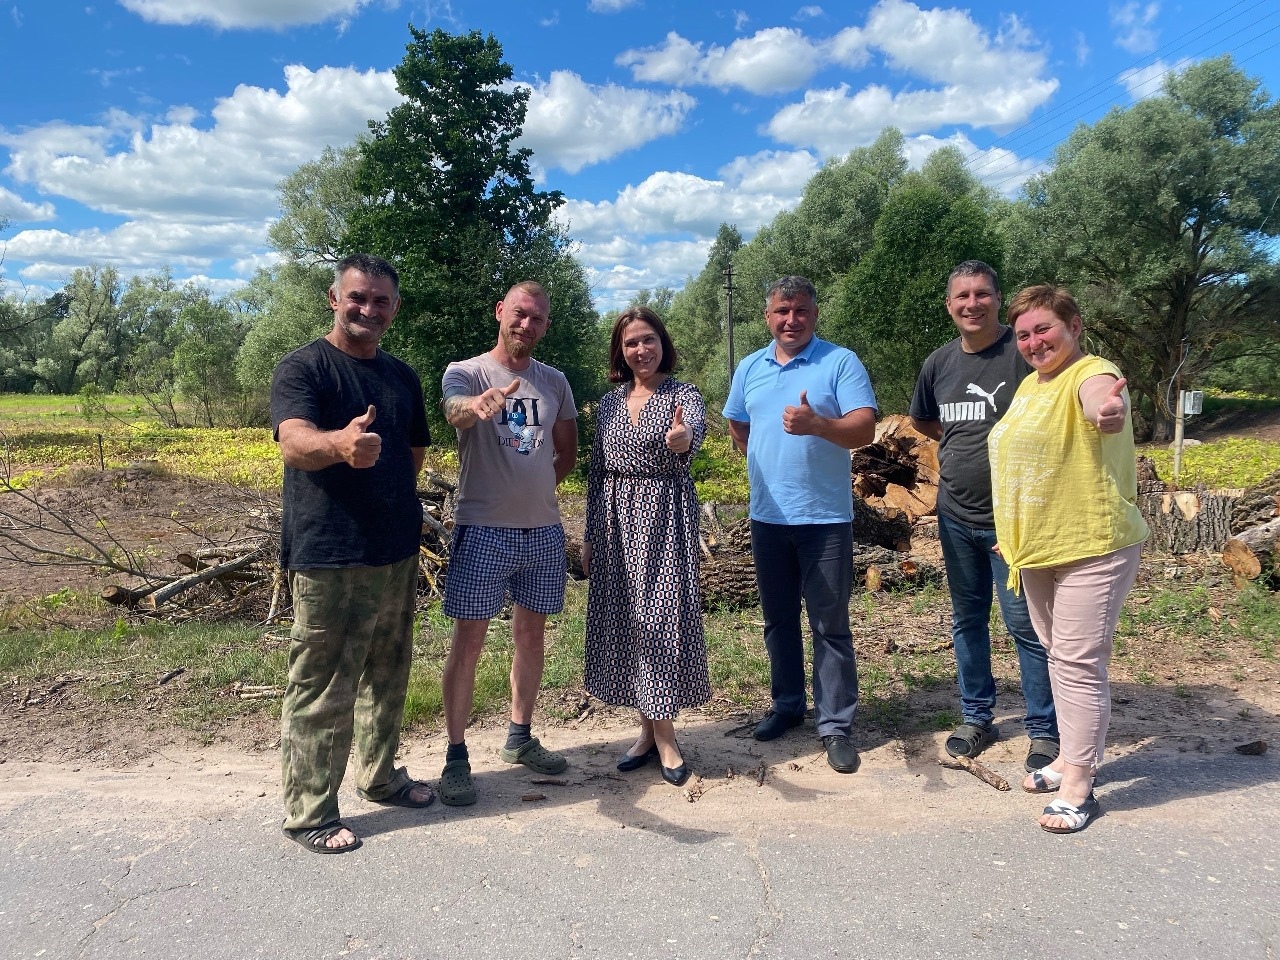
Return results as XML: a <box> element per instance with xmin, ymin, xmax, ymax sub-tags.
<box><xmin>270</xmin><ymin>253</ymin><xmax>434</xmax><ymax>855</ymax></box>
<box><xmin>910</xmin><ymin>261</ymin><xmax>1059</xmax><ymax>773</ymax></box>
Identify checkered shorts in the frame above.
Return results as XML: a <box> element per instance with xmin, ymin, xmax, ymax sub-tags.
<box><xmin>443</xmin><ymin>524</ymin><xmax>567</xmax><ymax>620</ymax></box>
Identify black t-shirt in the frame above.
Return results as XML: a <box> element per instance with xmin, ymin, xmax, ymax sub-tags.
<box><xmin>910</xmin><ymin>327</ymin><xmax>1031</xmax><ymax>528</ymax></box>
<box><xmin>270</xmin><ymin>338</ymin><xmax>431</xmax><ymax>569</ymax></box>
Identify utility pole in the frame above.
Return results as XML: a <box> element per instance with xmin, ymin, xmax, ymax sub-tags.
<box><xmin>1172</xmin><ymin>339</ymin><xmax>1188</xmax><ymax>484</ymax></box>
<box><xmin>723</xmin><ymin>264</ymin><xmax>735</xmax><ymax>376</ymax></box>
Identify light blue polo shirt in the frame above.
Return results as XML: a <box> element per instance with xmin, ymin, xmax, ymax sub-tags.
<box><xmin>723</xmin><ymin>336</ymin><xmax>877</xmax><ymax>525</ymax></box>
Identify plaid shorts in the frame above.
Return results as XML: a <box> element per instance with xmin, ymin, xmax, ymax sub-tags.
<box><xmin>443</xmin><ymin>524</ymin><xmax>567</xmax><ymax>620</ymax></box>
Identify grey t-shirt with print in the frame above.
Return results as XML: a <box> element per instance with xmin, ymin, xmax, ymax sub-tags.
<box><xmin>442</xmin><ymin>353</ymin><xmax>577</xmax><ymax>529</ymax></box>
<box><xmin>910</xmin><ymin>326</ymin><xmax>1031</xmax><ymax>528</ymax></box>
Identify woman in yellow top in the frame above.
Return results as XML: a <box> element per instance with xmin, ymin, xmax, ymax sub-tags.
<box><xmin>988</xmin><ymin>285</ymin><xmax>1148</xmax><ymax>834</ymax></box>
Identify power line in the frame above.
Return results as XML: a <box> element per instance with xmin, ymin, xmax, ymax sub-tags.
<box><xmin>962</xmin><ymin>0</ymin><xmax>1274</xmax><ymax>176</ymax></box>
<box><xmin>971</xmin><ymin>20</ymin><xmax>1280</xmax><ymax>194</ymax></box>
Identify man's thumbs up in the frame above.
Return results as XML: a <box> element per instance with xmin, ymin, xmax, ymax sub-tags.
<box><xmin>783</xmin><ymin>390</ymin><xmax>819</xmax><ymax>435</ymax></box>
<box><xmin>343</xmin><ymin>405</ymin><xmax>382</xmax><ymax>468</ymax></box>
<box><xmin>502</xmin><ymin>379</ymin><xmax>521</xmax><ymax>397</ymax></box>
<box><xmin>665</xmin><ymin>401</ymin><xmax>691</xmax><ymax>453</ymax></box>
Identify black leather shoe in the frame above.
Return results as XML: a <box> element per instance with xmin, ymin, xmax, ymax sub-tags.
<box><xmin>616</xmin><ymin>743</ymin><xmax>659</xmax><ymax>772</ymax></box>
<box><xmin>661</xmin><ymin>762</ymin><xmax>691</xmax><ymax>787</ymax></box>
<box><xmin>822</xmin><ymin>734</ymin><xmax>859</xmax><ymax>774</ymax></box>
<box><xmin>753</xmin><ymin>710</ymin><xmax>804</xmax><ymax>742</ymax></box>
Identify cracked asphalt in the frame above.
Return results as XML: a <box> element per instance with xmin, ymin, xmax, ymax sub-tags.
<box><xmin>3</xmin><ymin>721</ymin><xmax>1278</xmax><ymax>960</ymax></box>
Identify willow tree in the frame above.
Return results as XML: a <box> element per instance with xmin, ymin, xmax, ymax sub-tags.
<box><xmin>1012</xmin><ymin>56</ymin><xmax>1280</xmax><ymax>440</ymax></box>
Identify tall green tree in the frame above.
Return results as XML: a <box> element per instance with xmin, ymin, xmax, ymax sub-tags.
<box><xmin>173</xmin><ymin>299</ymin><xmax>254</xmax><ymax>426</ymax></box>
<box><xmin>1012</xmin><ymin>56</ymin><xmax>1280</xmax><ymax>440</ymax></box>
<box><xmin>2</xmin><ymin>265</ymin><xmax>125</xmax><ymax>394</ymax></box>
<box><xmin>831</xmin><ymin>154</ymin><xmax>1003</xmax><ymax>413</ymax></box>
<box><xmin>343</xmin><ymin>27</ymin><xmax>596</xmax><ymax>428</ymax></box>
<box><xmin>732</xmin><ymin>128</ymin><xmax>909</xmax><ymax>327</ymax></box>
<box><xmin>269</xmin><ymin>144</ymin><xmax>365</xmax><ymax>268</ymax></box>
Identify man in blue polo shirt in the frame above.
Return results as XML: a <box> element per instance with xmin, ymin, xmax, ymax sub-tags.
<box><xmin>723</xmin><ymin>276</ymin><xmax>877</xmax><ymax>773</ymax></box>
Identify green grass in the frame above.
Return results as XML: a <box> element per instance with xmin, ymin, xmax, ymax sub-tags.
<box><xmin>1142</xmin><ymin>436</ymin><xmax>1280</xmax><ymax>489</ymax></box>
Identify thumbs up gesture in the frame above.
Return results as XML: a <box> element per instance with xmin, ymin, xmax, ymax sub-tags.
<box><xmin>471</xmin><ymin>378</ymin><xmax>521</xmax><ymax>421</ymax></box>
<box><xmin>665</xmin><ymin>402</ymin><xmax>691</xmax><ymax>453</ymax></box>
<box><xmin>341</xmin><ymin>404</ymin><xmax>382</xmax><ymax>468</ymax></box>
<box><xmin>782</xmin><ymin>390</ymin><xmax>819</xmax><ymax>435</ymax></box>
<box><xmin>1094</xmin><ymin>377</ymin><xmax>1128</xmax><ymax>434</ymax></box>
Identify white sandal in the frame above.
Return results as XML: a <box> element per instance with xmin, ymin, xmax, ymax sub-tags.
<box><xmin>1041</xmin><ymin>793</ymin><xmax>1100</xmax><ymax>834</ymax></box>
<box><xmin>1023</xmin><ymin>766</ymin><xmax>1063</xmax><ymax>794</ymax></box>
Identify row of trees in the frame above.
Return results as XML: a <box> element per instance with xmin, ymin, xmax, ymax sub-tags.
<box><xmin>2</xmin><ymin>36</ymin><xmax>1277</xmax><ymax>442</ymax></box>
<box><xmin>653</xmin><ymin>56</ymin><xmax>1280</xmax><ymax>440</ymax></box>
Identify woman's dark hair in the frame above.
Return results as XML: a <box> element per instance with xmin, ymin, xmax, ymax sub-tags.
<box><xmin>608</xmin><ymin>306</ymin><xmax>678</xmax><ymax>383</ymax></box>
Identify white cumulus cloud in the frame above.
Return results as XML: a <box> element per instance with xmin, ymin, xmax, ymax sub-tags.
<box><xmin>2</xmin><ymin>65</ymin><xmax>399</xmax><ymax>223</ymax></box>
<box><xmin>0</xmin><ymin>187</ymin><xmax>56</xmax><ymax>223</ymax></box>
<box><xmin>767</xmin><ymin>0</ymin><xmax>1057</xmax><ymax>156</ymax></box>
<box><xmin>520</xmin><ymin>72</ymin><xmax>696</xmax><ymax>174</ymax></box>
<box><xmin>619</xmin><ymin>27</ymin><xmax>826</xmax><ymax>94</ymax></box>
<box><xmin>587</xmin><ymin>0</ymin><xmax>638</xmax><ymax>11</ymax></box>
<box><xmin>117</xmin><ymin>0</ymin><xmax>378</xmax><ymax>29</ymax></box>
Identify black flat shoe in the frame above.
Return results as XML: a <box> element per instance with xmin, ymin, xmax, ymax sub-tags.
<box><xmin>661</xmin><ymin>762</ymin><xmax>691</xmax><ymax>787</ymax></box>
<box><xmin>617</xmin><ymin>743</ymin><xmax>659</xmax><ymax>772</ymax></box>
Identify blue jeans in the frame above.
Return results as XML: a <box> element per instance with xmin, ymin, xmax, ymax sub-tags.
<box><xmin>937</xmin><ymin>513</ymin><xmax>1057</xmax><ymax>740</ymax></box>
<box><xmin>751</xmin><ymin>520</ymin><xmax>857</xmax><ymax>737</ymax></box>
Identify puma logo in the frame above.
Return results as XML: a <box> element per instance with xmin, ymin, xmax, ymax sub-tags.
<box><xmin>966</xmin><ymin>381</ymin><xmax>1006</xmax><ymax>412</ymax></box>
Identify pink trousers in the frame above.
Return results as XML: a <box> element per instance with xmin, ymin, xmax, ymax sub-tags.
<box><xmin>1020</xmin><ymin>543</ymin><xmax>1143</xmax><ymax>769</ymax></box>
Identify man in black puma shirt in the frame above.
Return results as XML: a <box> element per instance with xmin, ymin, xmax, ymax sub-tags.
<box><xmin>910</xmin><ymin>261</ymin><xmax>1059</xmax><ymax>774</ymax></box>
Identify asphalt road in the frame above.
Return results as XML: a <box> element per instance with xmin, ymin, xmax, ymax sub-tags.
<box><xmin>3</xmin><ymin>730</ymin><xmax>1277</xmax><ymax>960</ymax></box>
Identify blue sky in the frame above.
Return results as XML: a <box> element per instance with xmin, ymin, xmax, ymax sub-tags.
<box><xmin>1</xmin><ymin>0</ymin><xmax>1278</xmax><ymax>311</ymax></box>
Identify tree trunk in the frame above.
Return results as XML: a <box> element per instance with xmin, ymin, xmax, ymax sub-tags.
<box><xmin>1138</xmin><ymin>487</ymin><xmax>1237</xmax><ymax>553</ymax></box>
<box><xmin>1222</xmin><ymin>517</ymin><xmax>1280</xmax><ymax>585</ymax></box>
<box><xmin>1232</xmin><ymin>470</ymin><xmax>1280</xmax><ymax>533</ymax></box>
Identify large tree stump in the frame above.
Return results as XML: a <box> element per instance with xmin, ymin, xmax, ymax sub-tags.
<box><xmin>1232</xmin><ymin>470</ymin><xmax>1280</xmax><ymax>533</ymax></box>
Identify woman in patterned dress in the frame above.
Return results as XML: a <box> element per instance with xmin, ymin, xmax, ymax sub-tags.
<box><xmin>581</xmin><ymin>306</ymin><xmax>711</xmax><ymax>787</ymax></box>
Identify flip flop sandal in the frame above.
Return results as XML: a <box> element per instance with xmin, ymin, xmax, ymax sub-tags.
<box><xmin>499</xmin><ymin>736</ymin><xmax>568</xmax><ymax>775</ymax></box>
<box><xmin>1023</xmin><ymin>767</ymin><xmax>1064</xmax><ymax>794</ymax></box>
<box><xmin>438</xmin><ymin>759</ymin><xmax>477</xmax><ymax>807</ymax></box>
<box><xmin>1041</xmin><ymin>793</ymin><xmax>1100</xmax><ymax>834</ymax></box>
<box><xmin>945</xmin><ymin>722</ymin><xmax>997</xmax><ymax>759</ymax></box>
<box><xmin>1025</xmin><ymin>738</ymin><xmax>1061</xmax><ymax>772</ymax></box>
<box><xmin>363</xmin><ymin>779</ymin><xmax>436</xmax><ymax>808</ymax></box>
<box><xmin>283</xmin><ymin>820</ymin><xmax>362</xmax><ymax>855</ymax></box>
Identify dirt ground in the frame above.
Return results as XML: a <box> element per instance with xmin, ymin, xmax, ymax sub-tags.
<box><xmin>2</xmin><ymin>410</ymin><xmax>1278</xmax><ymax>774</ymax></box>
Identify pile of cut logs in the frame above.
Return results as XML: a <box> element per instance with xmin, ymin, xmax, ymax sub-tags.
<box><xmin>99</xmin><ymin>427</ymin><xmax>1276</xmax><ymax>621</ymax></box>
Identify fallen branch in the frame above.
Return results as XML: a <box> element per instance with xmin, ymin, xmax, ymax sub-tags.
<box><xmin>938</xmin><ymin>754</ymin><xmax>1011</xmax><ymax>791</ymax></box>
<box><xmin>148</xmin><ymin>549</ymin><xmax>263</xmax><ymax>607</ymax></box>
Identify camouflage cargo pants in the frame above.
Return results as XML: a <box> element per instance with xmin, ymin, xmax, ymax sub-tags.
<box><xmin>281</xmin><ymin>555</ymin><xmax>418</xmax><ymax>830</ymax></box>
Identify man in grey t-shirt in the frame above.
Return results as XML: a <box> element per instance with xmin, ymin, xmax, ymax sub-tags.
<box><xmin>437</xmin><ymin>281</ymin><xmax>579</xmax><ymax>806</ymax></box>
<box><xmin>910</xmin><ymin>261</ymin><xmax>1059</xmax><ymax>773</ymax></box>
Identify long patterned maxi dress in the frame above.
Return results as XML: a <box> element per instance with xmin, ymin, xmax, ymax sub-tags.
<box><xmin>584</xmin><ymin>377</ymin><xmax>711</xmax><ymax>718</ymax></box>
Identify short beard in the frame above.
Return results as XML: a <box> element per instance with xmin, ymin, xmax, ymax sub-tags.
<box><xmin>502</xmin><ymin>328</ymin><xmax>532</xmax><ymax>360</ymax></box>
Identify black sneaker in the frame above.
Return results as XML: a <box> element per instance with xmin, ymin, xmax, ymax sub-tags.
<box><xmin>822</xmin><ymin>735</ymin><xmax>859</xmax><ymax>774</ymax></box>
<box><xmin>753</xmin><ymin>710</ymin><xmax>805</xmax><ymax>741</ymax></box>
